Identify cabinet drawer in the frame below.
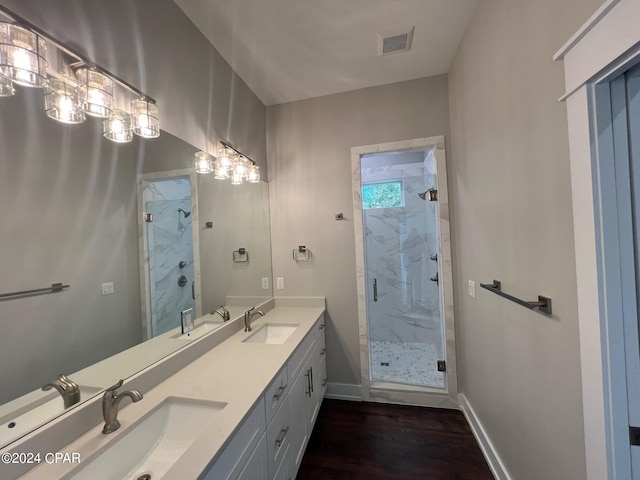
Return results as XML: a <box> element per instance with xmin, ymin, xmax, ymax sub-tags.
<box><xmin>266</xmin><ymin>395</ymin><xmax>291</xmax><ymax>478</ymax></box>
<box><xmin>264</xmin><ymin>366</ymin><xmax>288</xmax><ymax>426</ymax></box>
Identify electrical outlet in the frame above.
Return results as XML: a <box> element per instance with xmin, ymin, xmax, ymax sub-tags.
<box><xmin>468</xmin><ymin>280</ymin><xmax>475</xmax><ymax>298</ymax></box>
<box><xmin>276</xmin><ymin>277</ymin><xmax>285</xmax><ymax>290</ymax></box>
<box><xmin>261</xmin><ymin>277</ymin><xmax>269</xmax><ymax>289</ymax></box>
<box><xmin>101</xmin><ymin>282</ymin><xmax>114</xmax><ymax>296</ymax></box>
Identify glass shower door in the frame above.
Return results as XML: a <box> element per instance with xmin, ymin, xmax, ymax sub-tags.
<box><xmin>363</xmin><ymin>173</ymin><xmax>445</xmax><ymax>389</ymax></box>
<box><xmin>146</xmin><ymin>196</ymin><xmax>195</xmax><ymax>337</ymax></box>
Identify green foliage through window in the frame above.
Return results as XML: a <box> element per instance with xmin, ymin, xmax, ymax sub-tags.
<box><xmin>362</xmin><ymin>181</ymin><xmax>403</xmax><ymax>209</ymax></box>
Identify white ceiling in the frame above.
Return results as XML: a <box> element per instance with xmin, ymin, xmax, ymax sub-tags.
<box><xmin>173</xmin><ymin>0</ymin><xmax>477</xmax><ymax>106</ymax></box>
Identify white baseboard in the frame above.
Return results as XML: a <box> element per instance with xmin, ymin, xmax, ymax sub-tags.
<box><xmin>459</xmin><ymin>393</ymin><xmax>511</xmax><ymax>480</ymax></box>
<box><xmin>325</xmin><ymin>382</ymin><xmax>362</xmax><ymax>401</ymax></box>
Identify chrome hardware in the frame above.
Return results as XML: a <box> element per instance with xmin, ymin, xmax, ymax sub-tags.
<box><xmin>244</xmin><ymin>307</ymin><xmax>265</xmax><ymax>332</ymax></box>
<box><xmin>293</xmin><ymin>245</ymin><xmax>312</xmax><ymax>262</ymax></box>
<box><xmin>233</xmin><ymin>248</ymin><xmax>249</xmax><ymax>263</ymax></box>
<box><xmin>102</xmin><ymin>379</ymin><xmax>143</xmax><ymax>434</ymax></box>
<box><xmin>177</xmin><ymin>275</ymin><xmax>188</xmax><ymax>287</ymax></box>
<box><xmin>430</xmin><ymin>253</ymin><xmax>438</xmax><ymax>261</ymax></box>
<box><xmin>273</xmin><ymin>384</ymin><xmax>287</xmax><ymax>401</ymax></box>
<box><xmin>373</xmin><ymin>278</ymin><xmax>378</xmax><ymax>302</ymax></box>
<box><xmin>144</xmin><ymin>213</ymin><xmax>153</xmax><ymax>222</ymax></box>
<box><xmin>179</xmin><ymin>260</ymin><xmax>187</xmax><ymax>269</ymax></box>
<box><xmin>306</xmin><ymin>370</ymin><xmax>312</xmax><ymax>397</ymax></box>
<box><xmin>310</xmin><ymin>367</ymin><xmax>314</xmax><ymax>393</ymax></box>
<box><xmin>319</xmin><ymin>323</ymin><xmax>325</xmax><ymax>330</ymax></box>
<box><xmin>275</xmin><ymin>426</ymin><xmax>290</xmax><ymax>447</ymax></box>
<box><xmin>212</xmin><ymin>306</ymin><xmax>230</xmax><ymax>321</ymax></box>
<box><xmin>480</xmin><ymin>279</ymin><xmax>552</xmax><ymax>315</ymax></box>
<box><xmin>0</xmin><ymin>282</ymin><xmax>69</xmax><ymax>300</ymax></box>
<box><xmin>430</xmin><ymin>272</ymin><xmax>439</xmax><ymax>286</ymax></box>
<box><xmin>42</xmin><ymin>374</ymin><xmax>80</xmax><ymax>409</ymax></box>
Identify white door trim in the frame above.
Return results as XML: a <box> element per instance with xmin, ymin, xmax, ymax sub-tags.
<box><xmin>556</xmin><ymin>1</ymin><xmax>640</xmax><ymax>478</ymax></box>
<box><xmin>351</xmin><ymin>135</ymin><xmax>457</xmax><ymax>408</ymax></box>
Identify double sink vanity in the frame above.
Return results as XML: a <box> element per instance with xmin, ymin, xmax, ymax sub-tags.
<box><xmin>3</xmin><ymin>297</ymin><xmax>327</xmax><ymax>480</ymax></box>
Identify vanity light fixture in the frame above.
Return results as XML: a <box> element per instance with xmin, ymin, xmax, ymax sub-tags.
<box><xmin>200</xmin><ymin>141</ymin><xmax>260</xmax><ymax>184</ymax></box>
<box><xmin>0</xmin><ymin>72</ymin><xmax>14</xmax><ymax>96</ymax></box>
<box><xmin>194</xmin><ymin>150</ymin><xmax>213</xmax><ymax>174</ymax></box>
<box><xmin>75</xmin><ymin>67</ymin><xmax>113</xmax><ymax>118</ymax></box>
<box><xmin>103</xmin><ymin>109</ymin><xmax>132</xmax><ymax>143</ymax></box>
<box><xmin>131</xmin><ymin>98</ymin><xmax>160</xmax><ymax>138</ymax></box>
<box><xmin>0</xmin><ymin>22</ymin><xmax>48</xmax><ymax>88</ymax></box>
<box><xmin>0</xmin><ymin>6</ymin><xmax>161</xmax><ymax>143</ymax></box>
<box><xmin>44</xmin><ymin>78</ymin><xmax>85</xmax><ymax>124</ymax></box>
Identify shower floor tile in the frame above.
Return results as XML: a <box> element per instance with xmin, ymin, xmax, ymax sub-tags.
<box><xmin>370</xmin><ymin>341</ymin><xmax>445</xmax><ymax>389</ymax></box>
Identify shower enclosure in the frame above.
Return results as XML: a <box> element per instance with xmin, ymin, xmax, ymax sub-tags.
<box><xmin>353</xmin><ymin>136</ymin><xmax>456</xmax><ymax>407</ymax></box>
<box><xmin>139</xmin><ymin>173</ymin><xmax>199</xmax><ymax>338</ymax></box>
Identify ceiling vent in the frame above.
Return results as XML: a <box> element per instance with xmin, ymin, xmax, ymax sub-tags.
<box><xmin>378</xmin><ymin>26</ymin><xmax>415</xmax><ymax>56</ymax></box>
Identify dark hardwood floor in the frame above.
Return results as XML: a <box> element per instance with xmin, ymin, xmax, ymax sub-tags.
<box><xmin>296</xmin><ymin>399</ymin><xmax>494</xmax><ymax>480</ymax></box>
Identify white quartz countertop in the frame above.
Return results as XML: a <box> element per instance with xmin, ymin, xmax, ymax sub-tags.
<box><xmin>19</xmin><ymin>304</ymin><xmax>325</xmax><ymax>480</ymax></box>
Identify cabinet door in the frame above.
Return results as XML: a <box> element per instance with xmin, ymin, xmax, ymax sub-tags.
<box><xmin>289</xmin><ymin>360</ymin><xmax>312</xmax><ymax>473</ymax></box>
<box><xmin>308</xmin><ymin>336</ymin><xmax>326</xmax><ymax>425</ymax></box>
<box><xmin>236</xmin><ymin>434</ymin><xmax>269</xmax><ymax>480</ymax></box>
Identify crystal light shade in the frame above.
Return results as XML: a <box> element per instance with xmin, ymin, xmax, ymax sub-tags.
<box><xmin>194</xmin><ymin>151</ymin><xmax>213</xmax><ymax>173</ymax></box>
<box><xmin>247</xmin><ymin>164</ymin><xmax>260</xmax><ymax>183</ymax></box>
<box><xmin>0</xmin><ymin>23</ymin><xmax>48</xmax><ymax>88</ymax></box>
<box><xmin>76</xmin><ymin>68</ymin><xmax>114</xmax><ymax>118</ymax></box>
<box><xmin>0</xmin><ymin>73</ymin><xmax>14</xmax><ymax>96</ymax></box>
<box><xmin>103</xmin><ymin>109</ymin><xmax>132</xmax><ymax>143</ymax></box>
<box><xmin>44</xmin><ymin>78</ymin><xmax>85</xmax><ymax>124</ymax></box>
<box><xmin>131</xmin><ymin>98</ymin><xmax>160</xmax><ymax>138</ymax></box>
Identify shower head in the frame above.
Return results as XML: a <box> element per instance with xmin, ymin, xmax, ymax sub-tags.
<box><xmin>178</xmin><ymin>208</ymin><xmax>191</xmax><ymax>218</ymax></box>
<box><xmin>418</xmin><ymin>188</ymin><xmax>438</xmax><ymax>202</ymax></box>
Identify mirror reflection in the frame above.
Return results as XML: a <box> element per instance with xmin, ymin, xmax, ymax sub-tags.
<box><xmin>0</xmin><ymin>87</ymin><xmax>273</xmax><ymax>448</ymax></box>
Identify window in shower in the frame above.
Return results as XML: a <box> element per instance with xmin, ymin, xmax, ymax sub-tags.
<box><xmin>362</xmin><ymin>181</ymin><xmax>404</xmax><ymax>209</ymax></box>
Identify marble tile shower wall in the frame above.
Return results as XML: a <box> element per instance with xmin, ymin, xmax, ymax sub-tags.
<box><xmin>143</xmin><ymin>177</ymin><xmax>197</xmax><ymax>336</ymax></box>
<box><xmin>362</xmin><ymin>164</ymin><xmax>442</xmax><ymax>349</ymax></box>
<box><xmin>147</xmin><ymin>197</ymin><xmax>195</xmax><ymax>336</ymax></box>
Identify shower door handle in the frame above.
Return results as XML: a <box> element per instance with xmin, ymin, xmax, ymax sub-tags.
<box><xmin>373</xmin><ymin>278</ymin><xmax>378</xmax><ymax>302</ymax></box>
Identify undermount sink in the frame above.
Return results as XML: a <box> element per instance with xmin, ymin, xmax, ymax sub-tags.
<box><xmin>66</xmin><ymin>397</ymin><xmax>227</xmax><ymax>480</ymax></box>
<box><xmin>242</xmin><ymin>323</ymin><xmax>299</xmax><ymax>344</ymax></box>
<box><xmin>0</xmin><ymin>386</ymin><xmax>101</xmax><ymax>445</ymax></box>
<box><xmin>171</xmin><ymin>320</ymin><xmax>224</xmax><ymax>340</ymax></box>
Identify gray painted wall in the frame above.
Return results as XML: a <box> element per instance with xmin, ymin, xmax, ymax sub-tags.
<box><xmin>447</xmin><ymin>0</ymin><xmax>604</xmax><ymax>479</ymax></box>
<box><xmin>266</xmin><ymin>75</ymin><xmax>450</xmax><ymax>387</ymax></box>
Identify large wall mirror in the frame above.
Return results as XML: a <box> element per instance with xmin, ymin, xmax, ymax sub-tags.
<box><xmin>0</xmin><ymin>86</ymin><xmax>273</xmax><ymax>448</ymax></box>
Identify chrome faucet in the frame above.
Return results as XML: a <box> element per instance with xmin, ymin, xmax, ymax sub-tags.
<box><xmin>101</xmin><ymin>379</ymin><xmax>143</xmax><ymax>434</ymax></box>
<box><xmin>244</xmin><ymin>307</ymin><xmax>265</xmax><ymax>332</ymax></box>
<box><xmin>212</xmin><ymin>305</ymin><xmax>230</xmax><ymax>321</ymax></box>
<box><xmin>42</xmin><ymin>374</ymin><xmax>80</xmax><ymax>409</ymax></box>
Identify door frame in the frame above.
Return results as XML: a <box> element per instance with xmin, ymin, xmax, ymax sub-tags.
<box><xmin>351</xmin><ymin>135</ymin><xmax>458</xmax><ymax>408</ymax></box>
<box><xmin>555</xmin><ymin>0</ymin><xmax>640</xmax><ymax>477</ymax></box>
<box><xmin>137</xmin><ymin>168</ymin><xmax>202</xmax><ymax>340</ymax></box>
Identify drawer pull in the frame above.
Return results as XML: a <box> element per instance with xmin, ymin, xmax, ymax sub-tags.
<box><xmin>275</xmin><ymin>426</ymin><xmax>290</xmax><ymax>447</ymax></box>
<box><xmin>273</xmin><ymin>384</ymin><xmax>288</xmax><ymax>401</ymax></box>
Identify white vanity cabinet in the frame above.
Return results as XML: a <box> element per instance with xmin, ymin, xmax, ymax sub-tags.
<box><xmin>202</xmin><ymin>315</ymin><xmax>326</xmax><ymax>480</ymax></box>
<box><xmin>289</xmin><ymin>317</ymin><xmax>326</xmax><ymax>476</ymax></box>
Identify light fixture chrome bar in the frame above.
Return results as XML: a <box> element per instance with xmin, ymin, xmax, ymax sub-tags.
<box><xmin>0</xmin><ymin>4</ymin><xmax>156</xmax><ymax>104</ymax></box>
<box><xmin>220</xmin><ymin>141</ymin><xmax>257</xmax><ymax>166</ymax></box>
